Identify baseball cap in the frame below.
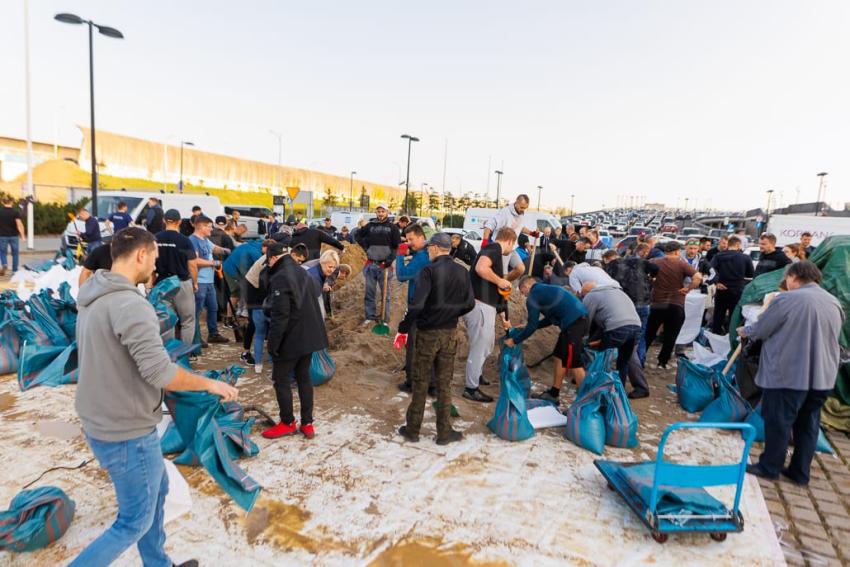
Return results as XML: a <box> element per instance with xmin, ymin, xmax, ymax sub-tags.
<box><xmin>271</xmin><ymin>231</ymin><xmax>292</xmax><ymax>246</ymax></box>
<box><xmin>375</xmin><ymin>204</ymin><xmax>389</xmax><ymax>211</ymax></box>
<box><xmin>164</xmin><ymin>209</ymin><xmax>181</xmax><ymax>222</ymax></box>
<box><xmin>426</xmin><ymin>232</ymin><xmax>452</xmax><ymax>250</ymax></box>
<box><xmin>214</xmin><ymin>215</ymin><xmax>227</xmax><ymax>226</ymax></box>
<box><xmin>266</xmin><ymin>241</ymin><xmax>286</xmax><ymax>258</ymax></box>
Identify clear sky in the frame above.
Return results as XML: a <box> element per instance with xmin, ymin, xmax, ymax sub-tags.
<box><xmin>2</xmin><ymin>0</ymin><xmax>848</xmax><ymax>212</ymax></box>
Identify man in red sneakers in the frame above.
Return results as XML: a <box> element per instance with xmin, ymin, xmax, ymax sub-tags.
<box><xmin>263</xmin><ymin>237</ymin><xmax>326</xmax><ymax>440</ymax></box>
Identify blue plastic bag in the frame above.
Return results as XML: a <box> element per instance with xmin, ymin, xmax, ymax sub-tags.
<box><xmin>147</xmin><ymin>276</ymin><xmax>181</xmax><ymax>334</ymax></box>
<box><xmin>26</xmin><ymin>290</ymin><xmax>70</xmax><ymax>347</ymax></box>
<box><xmin>17</xmin><ymin>342</ymin><xmax>78</xmax><ymax>391</ymax></box>
<box><xmin>577</xmin><ymin>348</ymin><xmax>620</xmax><ymax>398</ymax></box>
<box><xmin>601</xmin><ymin>380</ymin><xmax>640</xmax><ymax>448</ymax></box>
<box><xmin>488</xmin><ymin>342</ymin><xmax>535</xmax><ymax>441</ymax></box>
<box><xmin>0</xmin><ymin>486</ymin><xmax>75</xmax><ymax>552</ymax></box>
<box><xmin>564</xmin><ymin>389</ymin><xmax>607</xmax><ymax>455</ymax></box>
<box><xmin>310</xmin><ymin>349</ymin><xmax>336</xmax><ymax>386</ymax></box>
<box><xmin>675</xmin><ymin>358</ymin><xmax>717</xmax><ymax>413</ymax></box>
<box><xmin>699</xmin><ymin>378</ymin><xmax>749</xmax><ymax>423</ymax></box>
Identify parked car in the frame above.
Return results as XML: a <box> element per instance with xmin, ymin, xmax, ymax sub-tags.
<box><xmin>745</xmin><ymin>246</ymin><xmax>761</xmax><ymax>269</ymax></box>
<box><xmin>225</xmin><ymin>205</ymin><xmax>273</xmax><ymax>239</ymax></box>
<box><xmin>661</xmin><ymin>224</ymin><xmax>678</xmax><ymax>233</ymax></box>
<box><xmin>615</xmin><ymin>236</ymin><xmax>639</xmax><ymax>255</ymax></box>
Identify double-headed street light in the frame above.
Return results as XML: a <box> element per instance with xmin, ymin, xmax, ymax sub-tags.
<box><xmin>179</xmin><ymin>141</ymin><xmax>194</xmax><ymax>193</ymax></box>
<box><xmin>349</xmin><ymin>170</ymin><xmax>357</xmax><ymax>212</ymax></box>
<box><xmin>54</xmin><ymin>13</ymin><xmax>123</xmax><ymax>217</ymax></box>
<box><xmin>401</xmin><ymin>134</ymin><xmax>419</xmax><ymax>215</ymax></box>
<box><xmin>816</xmin><ymin>172</ymin><xmax>828</xmax><ymax>216</ymax></box>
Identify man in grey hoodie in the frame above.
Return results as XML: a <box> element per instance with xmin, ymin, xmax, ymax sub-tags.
<box><xmin>72</xmin><ymin>227</ymin><xmax>237</xmax><ymax>567</ymax></box>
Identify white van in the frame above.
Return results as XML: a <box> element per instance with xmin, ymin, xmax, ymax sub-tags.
<box><xmin>462</xmin><ymin>207</ymin><xmax>562</xmax><ymax>235</ymax></box>
<box><xmin>62</xmin><ymin>191</ymin><xmax>223</xmax><ymax>251</ymax></box>
<box><xmin>330</xmin><ymin>211</ymin><xmax>369</xmax><ymax>232</ymax></box>
<box><xmin>766</xmin><ymin>214</ymin><xmax>850</xmax><ymax>247</ymax></box>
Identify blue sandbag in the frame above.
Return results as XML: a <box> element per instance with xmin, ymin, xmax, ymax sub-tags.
<box><xmin>17</xmin><ymin>342</ymin><xmax>78</xmax><ymax>391</ymax></box>
<box><xmin>26</xmin><ymin>290</ymin><xmax>70</xmax><ymax>347</ymax></box>
<box><xmin>619</xmin><ymin>462</ymin><xmax>727</xmax><ymax>516</ymax></box>
<box><xmin>0</xmin><ymin>486</ymin><xmax>75</xmax><ymax>552</ymax></box>
<box><xmin>148</xmin><ymin>276</ymin><xmax>181</xmax><ymax>334</ymax></box>
<box><xmin>675</xmin><ymin>358</ymin><xmax>717</xmax><ymax>413</ymax></box>
<box><xmin>565</xmin><ymin>388</ymin><xmax>607</xmax><ymax>454</ymax></box>
<box><xmin>577</xmin><ymin>348</ymin><xmax>620</xmax><ymax>399</ymax></box>
<box><xmin>488</xmin><ymin>342</ymin><xmax>535</xmax><ymax>441</ymax></box>
<box><xmin>816</xmin><ymin>429</ymin><xmax>834</xmax><ymax>454</ymax></box>
<box><xmin>699</xmin><ymin>378</ymin><xmax>749</xmax><ymax>423</ymax></box>
<box><xmin>310</xmin><ymin>349</ymin><xmax>336</xmax><ymax>386</ymax></box>
<box><xmin>601</xmin><ymin>380</ymin><xmax>640</xmax><ymax>448</ymax></box>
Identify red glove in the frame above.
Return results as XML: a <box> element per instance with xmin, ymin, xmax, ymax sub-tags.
<box><xmin>481</xmin><ymin>238</ymin><xmax>489</xmax><ymax>248</ymax></box>
<box><xmin>529</xmin><ymin>230</ymin><xmax>540</xmax><ymax>238</ymax></box>
<box><xmin>393</xmin><ymin>333</ymin><xmax>408</xmax><ymax>350</ymax></box>
<box><xmin>398</xmin><ymin>243</ymin><xmax>409</xmax><ymax>256</ymax></box>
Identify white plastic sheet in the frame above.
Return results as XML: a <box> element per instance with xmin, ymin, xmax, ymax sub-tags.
<box><xmin>163</xmin><ymin>459</ymin><xmax>193</xmax><ymax>524</ymax></box>
<box><xmin>676</xmin><ymin>291</ymin><xmax>707</xmax><ymax>345</ymax></box>
<box><xmin>703</xmin><ymin>330</ymin><xmax>731</xmax><ymax>358</ymax></box>
<box><xmin>527</xmin><ymin>405</ymin><xmax>568</xmax><ymax>429</ymax></box>
<box><xmin>691</xmin><ymin>342</ymin><xmax>726</xmax><ymax>368</ymax></box>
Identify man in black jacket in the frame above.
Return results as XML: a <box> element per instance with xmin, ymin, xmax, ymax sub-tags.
<box><xmin>754</xmin><ymin>233</ymin><xmax>791</xmax><ymax>277</ymax></box>
<box><xmin>449</xmin><ymin>233</ymin><xmax>477</xmax><ymax>266</ymax></box>
<box><xmin>356</xmin><ymin>205</ymin><xmax>401</xmax><ymax>326</ymax></box>
<box><xmin>291</xmin><ymin>223</ymin><xmax>344</xmax><ymax>261</ymax></box>
<box><xmin>262</xmin><ymin>237</ymin><xmax>328</xmax><ymax>441</ymax></box>
<box><xmin>710</xmin><ymin>235</ymin><xmax>754</xmax><ymax>333</ymax></box>
<box><xmin>394</xmin><ymin>233</ymin><xmax>475</xmax><ymax>445</ymax></box>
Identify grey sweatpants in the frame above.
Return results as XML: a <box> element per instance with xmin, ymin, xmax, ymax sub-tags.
<box><xmin>463</xmin><ymin>300</ymin><xmax>497</xmax><ymax>389</ymax></box>
<box><xmin>175</xmin><ymin>279</ymin><xmax>196</xmax><ymax>346</ymax></box>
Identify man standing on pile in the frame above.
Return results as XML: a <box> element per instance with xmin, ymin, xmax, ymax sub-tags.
<box><xmin>481</xmin><ymin>194</ymin><xmax>538</xmax><ymax>254</ymax></box>
<box><xmin>740</xmin><ymin>261</ymin><xmax>843</xmax><ymax>485</ymax></box>
<box><xmin>395</xmin><ymin>233</ymin><xmax>476</xmax><ymax>445</ymax></box>
<box><xmin>463</xmin><ymin>227</ymin><xmax>517</xmax><ymax>403</ymax></box>
<box><xmin>754</xmin><ymin>233</ymin><xmax>792</xmax><ymax>277</ymax></box>
<box><xmin>505</xmin><ymin>276</ymin><xmax>589</xmax><ymax>404</ymax></box>
<box><xmin>644</xmin><ymin>241</ymin><xmax>702</xmax><ymax>370</ymax></box>
<box><xmin>72</xmin><ymin>227</ymin><xmax>236</xmax><ymax>567</ymax></box>
<box><xmin>356</xmin><ymin>204</ymin><xmax>401</xmax><ymax>327</ymax></box>
<box><xmin>190</xmin><ymin>216</ymin><xmax>231</xmax><ymax>346</ymax></box>
<box><xmin>395</xmin><ymin>224</ymin><xmax>432</xmax><ymax>393</ymax></box>
<box><xmin>710</xmin><ymin>235</ymin><xmax>753</xmax><ymax>334</ymax></box>
<box><xmin>155</xmin><ymin>210</ymin><xmax>198</xmax><ymax>347</ymax></box>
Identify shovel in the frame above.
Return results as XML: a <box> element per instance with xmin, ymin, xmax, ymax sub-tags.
<box><xmin>372</xmin><ymin>266</ymin><xmax>391</xmax><ymax>336</ymax></box>
<box><xmin>526</xmin><ymin>235</ymin><xmax>539</xmax><ymax>275</ymax></box>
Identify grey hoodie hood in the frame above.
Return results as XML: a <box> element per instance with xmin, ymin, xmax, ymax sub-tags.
<box><xmin>76</xmin><ymin>269</ymin><xmax>144</xmax><ymax>308</ymax></box>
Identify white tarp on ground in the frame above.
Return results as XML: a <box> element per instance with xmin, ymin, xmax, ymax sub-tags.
<box><xmin>676</xmin><ymin>291</ymin><xmax>708</xmax><ymax>345</ymax></box>
<box><xmin>0</xmin><ymin>379</ymin><xmax>786</xmax><ymax>567</ymax></box>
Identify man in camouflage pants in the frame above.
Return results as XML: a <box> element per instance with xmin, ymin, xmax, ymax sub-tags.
<box><xmin>393</xmin><ymin>233</ymin><xmax>476</xmax><ymax>445</ymax></box>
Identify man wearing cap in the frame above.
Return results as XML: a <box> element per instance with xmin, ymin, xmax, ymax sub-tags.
<box><xmin>155</xmin><ymin>210</ymin><xmax>198</xmax><ymax>346</ymax></box>
<box><xmin>395</xmin><ymin>233</ymin><xmax>476</xmax><ymax>445</ymax></box>
<box><xmin>356</xmin><ymin>204</ymin><xmax>401</xmax><ymax>326</ymax></box>
<box><xmin>317</xmin><ymin>217</ymin><xmax>337</xmax><ymax>238</ymax></box>
<box><xmin>396</xmin><ymin>224</ymin><xmax>433</xmax><ymax>393</ymax></box>
<box><xmin>291</xmin><ymin>221</ymin><xmax>344</xmax><ymax>262</ymax></box>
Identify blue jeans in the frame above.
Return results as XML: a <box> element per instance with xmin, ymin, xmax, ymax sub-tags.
<box><xmin>636</xmin><ymin>305</ymin><xmax>650</xmax><ymax>366</ymax></box>
<box><xmin>251</xmin><ymin>308</ymin><xmax>269</xmax><ymax>364</ymax></box>
<box><xmin>0</xmin><ymin>236</ymin><xmax>19</xmax><ymax>271</ymax></box>
<box><xmin>363</xmin><ymin>263</ymin><xmax>392</xmax><ymax>321</ymax></box>
<box><xmin>195</xmin><ymin>282</ymin><xmax>218</xmax><ymax>335</ymax></box>
<box><xmin>70</xmin><ymin>429</ymin><xmax>171</xmax><ymax>567</ymax></box>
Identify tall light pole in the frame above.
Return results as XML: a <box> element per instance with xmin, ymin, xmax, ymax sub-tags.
<box><xmin>494</xmin><ymin>170</ymin><xmax>503</xmax><ymax>208</ymax></box>
<box><xmin>536</xmin><ymin>185</ymin><xmax>543</xmax><ymax>211</ymax></box>
<box><xmin>24</xmin><ymin>0</ymin><xmax>35</xmax><ymax>249</ymax></box>
<box><xmin>179</xmin><ymin>141</ymin><xmax>194</xmax><ymax>193</ymax></box>
<box><xmin>54</xmin><ymin>12</ymin><xmax>124</xmax><ymax>217</ymax></box>
<box><xmin>570</xmin><ymin>194</ymin><xmax>575</xmax><ymax>215</ymax></box>
<box><xmin>349</xmin><ymin>170</ymin><xmax>356</xmax><ymax>212</ymax></box>
<box><xmin>816</xmin><ymin>172</ymin><xmax>828</xmax><ymax>216</ymax></box>
<box><xmin>401</xmin><ymin>134</ymin><xmax>419</xmax><ymax>215</ymax></box>
<box><xmin>765</xmin><ymin>189</ymin><xmax>774</xmax><ymax>215</ymax></box>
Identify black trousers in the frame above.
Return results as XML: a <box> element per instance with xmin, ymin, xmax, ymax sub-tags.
<box><xmin>759</xmin><ymin>388</ymin><xmax>830</xmax><ymax>483</ymax></box>
<box><xmin>243</xmin><ymin>317</ymin><xmax>255</xmax><ymax>351</ymax></box>
<box><xmin>403</xmin><ymin>323</ymin><xmax>436</xmax><ymax>388</ymax></box>
<box><xmin>645</xmin><ymin>303</ymin><xmax>685</xmax><ymax>366</ymax></box>
<box><xmin>271</xmin><ymin>354</ymin><xmax>314</xmax><ymax>425</ymax></box>
<box><xmin>712</xmin><ymin>289</ymin><xmax>741</xmax><ymax>335</ymax></box>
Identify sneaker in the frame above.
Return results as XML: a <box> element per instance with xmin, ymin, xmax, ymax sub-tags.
<box><xmin>207</xmin><ymin>333</ymin><xmax>230</xmax><ymax>344</ymax></box>
<box><xmin>174</xmin><ymin>561</ymin><xmax>199</xmax><ymax>567</ymax></box>
<box><xmin>362</xmin><ymin>319</ymin><xmax>376</xmax><ymax>327</ymax></box>
<box><xmin>398</xmin><ymin>425</ymin><xmax>419</xmax><ymax>442</ymax></box>
<box><xmin>262</xmin><ymin>421</ymin><xmax>298</xmax><ymax>439</ymax></box>
<box><xmin>397</xmin><ymin>382</ymin><xmax>413</xmax><ymax>393</ymax></box>
<box><xmin>462</xmin><ymin>388</ymin><xmax>493</xmax><ymax>403</ymax></box>
<box><xmin>628</xmin><ymin>390</ymin><xmax>649</xmax><ymax>400</ymax></box>
<box><xmin>200</xmin><ymin>341</ymin><xmax>209</xmax><ymax>349</ymax></box>
<box><xmin>531</xmin><ymin>390</ymin><xmax>560</xmax><ymax>404</ymax></box>
<box><xmin>188</xmin><ymin>354</ymin><xmax>198</xmax><ymax>362</ymax></box>
<box><xmin>299</xmin><ymin>423</ymin><xmax>315</xmax><ymax>439</ymax></box>
<box><xmin>240</xmin><ymin>351</ymin><xmax>255</xmax><ymax>365</ymax></box>
<box><xmin>0</xmin><ymin>267</ymin><xmax>6</xmax><ymax>277</ymax></box>
<box><xmin>254</xmin><ymin>363</ymin><xmax>264</xmax><ymax>374</ymax></box>
<box><xmin>652</xmin><ymin>362</ymin><xmax>669</xmax><ymax>370</ymax></box>
<box><xmin>427</xmin><ymin>386</ymin><xmax>437</xmax><ymax>398</ymax></box>
<box><xmin>746</xmin><ymin>463</ymin><xmax>778</xmax><ymax>480</ymax></box>
<box><xmin>780</xmin><ymin>468</ymin><xmax>808</xmax><ymax>486</ymax></box>
<box><xmin>478</xmin><ymin>375</ymin><xmax>491</xmax><ymax>386</ymax></box>
<box><xmin>436</xmin><ymin>429</ymin><xmax>463</xmax><ymax>446</ymax></box>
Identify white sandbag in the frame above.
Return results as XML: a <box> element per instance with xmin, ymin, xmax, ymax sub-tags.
<box><xmin>676</xmin><ymin>291</ymin><xmax>707</xmax><ymax>345</ymax></box>
<box><xmin>527</xmin><ymin>405</ymin><xmax>568</xmax><ymax>429</ymax></box>
<box><xmin>691</xmin><ymin>342</ymin><xmax>726</xmax><ymax>368</ymax></box>
<box><xmin>16</xmin><ymin>281</ymin><xmax>32</xmax><ymax>302</ymax></box>
<box><xmin>10</xmin><ymin>269</ymin><xmax>37</xmax><ymax>284</ymax></box>
<box><xmin>163</xmin><ymin>459</ymin><xmax>192</xmax><ymax>524</ymax></box>
<box><xmin>703</xmin><ymin>330</ymin><xmax>731</xmax><ymax>358</ymax></box>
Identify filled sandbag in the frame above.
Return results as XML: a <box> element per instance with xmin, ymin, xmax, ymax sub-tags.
<box><xmin>699</xmin><ymin>377</ymin><xmax>749</xmax><ymax>423</ymax></box>
<box><xmin>488</xmin><ymin>343</ymin><xmax>534</xmax><ymax>441</ymax></box>
<box><xmin>675</xmin><ymin>358</ymin><xmax>717</xmax><ymax>413</ymax></box>
<box><xmin>310</xmin><ymin>349</ymin><xmax>336</xmax><ymax>386</ymax></box>
<box><xmin>564</xmin><ymin>388</ymin><xmax>607</xmax><ymax>455</ymax></box>
<box><xmin>0</xmin><ymin>486</ymin><xmax>75</xmax><ymax>552</ymax></box>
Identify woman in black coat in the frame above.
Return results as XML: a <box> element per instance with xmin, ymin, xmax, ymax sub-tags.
<box><xmin>262</xmin><ymin>247</ymin><xmax>328</xmax><ymax>440</ymax></box>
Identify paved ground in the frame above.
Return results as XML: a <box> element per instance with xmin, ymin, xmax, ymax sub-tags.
<box><xmin>755</xmin><ymin>430</ymin><xmax>850</xmax><ymax>567</ymax></box>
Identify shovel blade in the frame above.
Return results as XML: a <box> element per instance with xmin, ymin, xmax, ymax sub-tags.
<box><xmin>372</xmin><ymin>321</ymin><xmax>390</xmax><ymax>336</ymax></box>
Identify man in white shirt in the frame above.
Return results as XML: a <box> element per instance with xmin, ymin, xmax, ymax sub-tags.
<box><xmin>563</xmin><ymin>262</ymin><xmax>621</xmax><ymax>295</ymax></box>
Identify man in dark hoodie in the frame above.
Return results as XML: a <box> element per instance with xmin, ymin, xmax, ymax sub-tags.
<box><xmin>73</xmin><ymin>227</ymin><xmax>236</xmax><ymax>567</ymax></box>
<box><xmin>754</xmin><ymin>232</ymin><xmax>791</xmax><ymax>278</ymax></box>
<box><xmin>710</xmin><ymin>235</ymin><xmax>754</xmax><ymax>333</ymax></box>
<box><xmin>356</xmin><ymin>204</ymin><xmax>401</xmax><ymax>326</ymax></box>
<box><xmin>290</xmin><ymin>222</ymin><xmax>344</xmax><ymax>261</ymax></box>
<box><xmin>143</xmin><ymin>197</ymin><xmax>165</xmax><ymax>234</ymax></box>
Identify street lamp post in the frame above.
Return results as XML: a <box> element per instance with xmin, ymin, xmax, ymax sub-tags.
<box><xmin>269</xmin><ymin>129</ymin><xmax>283</xmax><ymax>198</ymax></box>
<box><xmin>401</xmin><ymin>134</ymin><xmax>419</xmax><ymax>215</ymax></box>
<box><xmin>765</xmin><ymin>189</ymin><xmax>774</xmax><ymax>215</ymax></box>
<box><xmin>536</xmin><ymin>185</ymin><xmax>543</xmax><ymax>211</ymax></box>
<box><xmin>494</xmin><ymin>170</ymin><xmax>503</xmax><ymax>208</ymax></box>
<box><xmin>816</xmin><ymin>172</ymin><xmax>828</xmax><ymax>216</ymax></box>
<box><xmin>54</xmin><ymin>12</ymin><xmax>123</xmax><ymax>217</ymax></box>
<box><xmin>179</xmin><ymin>141</ymin><xmax>194</xmax><ymax>193</ymax></box>
<box><xmin>349</xmin><ymin>170</ymin><xmax>356</xmax><ymax>212</ymax></box>
<box><xmin>570</xmin><ymin>194</ymin><xmax>575</xmax><ymax>215</ymax></box>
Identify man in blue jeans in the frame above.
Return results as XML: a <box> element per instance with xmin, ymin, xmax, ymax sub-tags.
<box><xmin>355</xmin><ymin>204</ymin><xmax>400</xmax><ymax>327</ymax></box>
<box><xmin>190</xmin><ymin>215</ymin><xmax>231</xmax><ymax>345</ymax></box>
<box><xmin>0</xmin><ymin>197</ymin><xmax>25</xmax><ymax>275</ymax></box>
<box><xmin>73</xmin><ymin>227</ymin><xmax>237</xmax><ymax>566</ymax></box>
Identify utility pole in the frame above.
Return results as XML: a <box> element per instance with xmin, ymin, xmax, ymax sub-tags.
<box><xmin>536</xmin><ymin>185</ymin><xmax>543</xmax><ymax>211</ymax></box>
<box><xmin>24</xmin><ymin>0</ymin><xmax>34</xmax><ymax>249</ymax></box>
<box><xmin>401</xmin><ymin>134</ymin><xmax>419</xmax><ymax>215</ymax></box>
<box><xmin>570</xmin><ymin>194</ymin><xmax>575</xmax><ymax>215</ymax></box>
<box><xmin>349</xmin><ymin>171</ymin><xmax>356</xmax><ymax>212</ymax></box>
<box><xmin>494</xmin><ymin>170</ymin><xmax>503</xmax><ymax>208</ymax></box>
<box><xmin>816</xmin><ymin>172</ymin><xmax>828</xmax><ymax>216</ymax></box>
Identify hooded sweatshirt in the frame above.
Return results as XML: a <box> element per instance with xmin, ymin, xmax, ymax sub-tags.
<box><xmin>75</xmin><ymin>270</ymin><xmax>178</xmax><ymax>442</ymax></box>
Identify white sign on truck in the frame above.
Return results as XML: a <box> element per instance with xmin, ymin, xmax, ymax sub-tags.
<box><xmin>766</xmin><ymin>214</ymin><xmax>850</xmax><ymax>246</ymax></box>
